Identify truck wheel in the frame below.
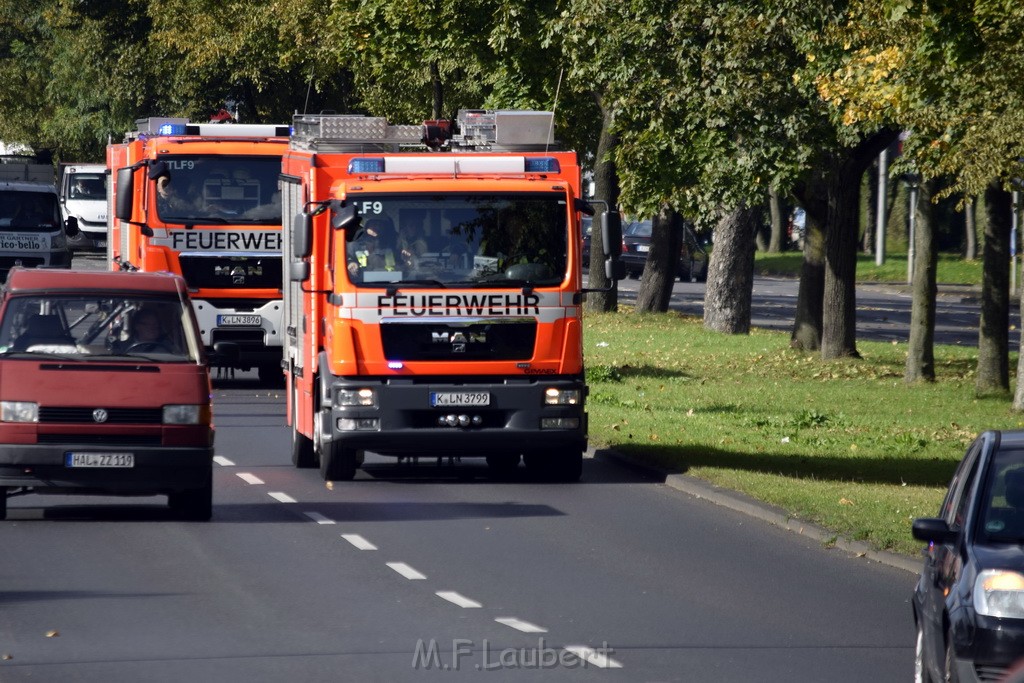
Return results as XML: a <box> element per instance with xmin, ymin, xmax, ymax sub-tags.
<box><xmin>320</xmin><ymin>441</ymin><xmax>358</xmax><ymax>482</ymax></box>
<box><xmin>168</xmin><ymin>475</ymin><xmax>213</xmax><ymax>521</ymax></box>
<box><xmin>486</xmin><ymin>454</ymin><xmax>521</xmax><ymax>479</ymax></box>
<box><xmin>291</xmin><ymin>383</ymin><xmax>316</xmax><ymax>468</ymax></box>
<box><xmin>0</xmin><ymin>487</ymin><xmax>7</xmax><ymax>520</ymax></box>
<box><xmin>524</xmin><ymin>450</ymin><xmax>583</xmax><ymax>482</ymax></box>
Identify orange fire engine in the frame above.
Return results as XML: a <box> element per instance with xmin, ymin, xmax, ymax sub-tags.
<box><xmin>281</xmin><ymin>110</ymin><xmax>621</xmax><ymax>482</ymax></box>
<box><xmin>107</xmin><ymin>118</ymin><xmax>289</xmax><ymax>382</ymax></box>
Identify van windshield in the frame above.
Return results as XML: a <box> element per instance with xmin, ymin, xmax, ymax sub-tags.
<box><xmin>0</xmin><ymin>295</ymin><xmax>200</xmax><ymax>362</ymax></box>
<box><xmin>0</xmin><ymin>191</ymin><xmax>62</xmax><ymax>231</ymax></box>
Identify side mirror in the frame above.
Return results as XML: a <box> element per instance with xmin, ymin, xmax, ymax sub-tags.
<box><xmin>64</xmin><ymin>216</ymin><xmax>80</xmax><ymax>238</ymax></box>
<box><xmin>289</xmin><ymin>261</ymin><xmax>310</xmax><ymax>282</ymax></box>
<box><xmin>330</xmin><ymin>203</ymin><xmax>361</xmax><ymax>240</ymax></box>
<box><xmin>601</xmin><ymin>211</ymin><xmax>622</xmax><ymax>258</ymax></box>
<box><xmin>115</xmin><ymin>167</ymin><xmax>134</xmax><ymax>220</ymax></box>
<box><xmin>209</xmin><ymin>341</ymin><xmax>240</xmax><ymax>365</ymax></box>
<box><xmin>605</xmin><ymin>258</ymin><xmax>626</xmax><ymax>281</ymax></box>
<box><xmin>911</xmin><ymin>518</ymin><xmax>959</xmax><ymax>545</ymax></box>
<box><xmin>292</xmin><ymin>213</ymin><xmax>312</xmax><ymax>258</ymax></box>
<box><xmin>574</xmin><ymin>198</ymin><xmax>595</xmax><ymax>216</ymax></box>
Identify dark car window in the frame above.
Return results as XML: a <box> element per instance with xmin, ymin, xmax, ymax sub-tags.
<box><xmin>979</xmin><ymin>447</ymin><xmax>1024</xmax><ymax>542</ymax></box>
<box><xmin>943</xmin><ymin>438</ymin><xmax>984</xmax><ymax>529</ymax></box>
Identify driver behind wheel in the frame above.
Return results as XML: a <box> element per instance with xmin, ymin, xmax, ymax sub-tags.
<box><xmin>116</xmin><ymin>308</ymin><xmax>176</xmax><ymax>353</ymax></box>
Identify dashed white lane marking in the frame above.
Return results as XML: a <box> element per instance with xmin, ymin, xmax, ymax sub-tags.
<box><xmin>436</xmin><ymin>591</ymin><xmax>482</xmax><ymax>608</ymax></box>
<box><xmin>494</xmin><ymin>617</ymin><xmax>547</xmax><ymax>633</ymax></box>
<box><xmin>386</xmin><ymin>562</ymin><xmax>426</xmax><ymax>580</ymax></box>
<box><xmin>341</xmin><ymin>534</ymin><xmax>377</xmax><ymax>550</ymax></box>
<box><xmin>303</xmin><ymin>511</ymin><xmax>335</xmax><ymax>524</ymax></box>
<box><xmin>268</xmin><ymin>491</ymin><xmax>297</xmax><ymax>503</ymax></box>
<box><xmin>564</xmin><ymin>646</ymin><xmax>623</xmax><ymax>669</ymax></box>
<box><xmin>236</xmin><ymin>472</ymin><xmax>264</xmax><ymax>485</ymax></box>
<box><xmin>213</xmin><ymin>456</ymin><xmax>234</xmax><ymax>466</ymax></box>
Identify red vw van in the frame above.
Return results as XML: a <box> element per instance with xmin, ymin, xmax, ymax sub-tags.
<box><xmin>0</xmin><ymin>268</ymin><xmax>215</xmax><ymax>520</ymax></box>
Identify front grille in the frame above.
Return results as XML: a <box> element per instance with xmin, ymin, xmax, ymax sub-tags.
<box><xmin>381</xmin><ymin>321</ymin><xmax>536</xmax><ymax>361</ymax></box>
<box><xmin>975</xmin><ymin>665</ymin><xmax>1009</xmax><ymax>682</ymax></box>
<box><xmin>179</xmin><ymin>255</ymin><xmax>282</xmax><ymax>290</ymax></box>
<box><xmin>39</xmin><ymin>407</ymin><xmax>163</xmax><ymax>424</ymax></box>
<box><xmin>37</xmin><ymin>433</ymin><xmax>162</xmax><ymax>445</ymax></box>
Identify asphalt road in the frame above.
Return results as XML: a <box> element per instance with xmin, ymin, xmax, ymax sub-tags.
<box><xmin>0</xmin><ymin>380</ymin><xmax>917</xmax><ymax>682</ymax></box>
<box><xmin>0</xmin><ymin>253</ymin><xmax>941</xmax><ymax>681</ymax></box>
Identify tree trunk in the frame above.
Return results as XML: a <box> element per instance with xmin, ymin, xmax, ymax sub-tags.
<box><xmin>821</xmin><ymin>155</ymin><xmax>863</xmax><ymax>360</ymax></box>
<box><xmin>768</xmin><ymin>187</ymin><xmax>784</xmax><ymax>253</ymax></box>
<box><xmin>977</xmin><ymin>181</ymin><xmax>1012</xmax><ymax>395</ymax></box>
<box><xmin>791</xmin><ymin>196</ymin><xmax>826</xmax><ymax>350</ymax></box>
<box><xmin>964</xmin><ymin>197</ymin><xmax>977</xmax><ymax>261</ymax></box>
<box><xmin>905</xmin><ymin>178</ymin><xmax>937</xmax><ymax>383</ymax></box>
<box><xmin>635</xmin><ymin>204</ymin><xmax>682</xmax><ymax>312</ymax></box>
<box><xmin>585</xmin><ymin>95</ymin><xmax>619</xmax><ymax>313</ymax></box>
<box><xmin>821</xmin><ymin>131</ymin><xmax>898</xmax><ymax>360</ymax></box>
<box><xmin>429</xmin><ymin>62</ymin><xmax>443</xmax><ymax>120</ymax></box>
<box><xmin>704</xmin><ymin>205</ymin><xmax>758</xmax><ymax>334</ymax></box>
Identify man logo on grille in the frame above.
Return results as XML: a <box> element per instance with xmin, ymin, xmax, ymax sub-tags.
<box><xmin>92</xmin><ymin>409</ymin><xmax>109</xmax><ymax>423</ymax></box>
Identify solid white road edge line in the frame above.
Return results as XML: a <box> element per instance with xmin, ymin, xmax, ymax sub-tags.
<box><xmin>386</xmin><ymin>562</ymin><xmax>426</xmax><ymax>580</ymax></box>
<box><xmin>341</xmin><ymin>534</ymin><xmax>377</xmax><ymax>550</ymax></box>
<box><xmin>436</xmin><ymin>591</ymin><xmax>483</xmax><ymax>608</ymax></box>
<box><xmin>494</xmin><ymin>618</ymin><xmax>547</xmax><ymax>633</ymax></box>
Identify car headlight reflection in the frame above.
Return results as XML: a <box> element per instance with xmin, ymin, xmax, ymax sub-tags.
<box><xmin>975</xmin><ymin>570</ymin><xmax>1024</xmax><ymax>618</ymax></box>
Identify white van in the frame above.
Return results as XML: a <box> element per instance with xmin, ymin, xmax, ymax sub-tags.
<box><xmin>59</xmin><ymin>163</ymin><xmax>108</xmax><ymax>251</ymax></box>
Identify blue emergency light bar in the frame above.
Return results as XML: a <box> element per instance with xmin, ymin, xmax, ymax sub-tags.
<box><xmin>348</xmin><ymin>158</ymin><xmax>386</xmax><ymax>174</ymax></box>
<box><xmin>158</xmin><ymin>123</ymin><xmax>187</xmax><ymax>135</ymax></box>
<box><xmin>524</xmin><ymin>157</ymin><xmax>561</xmax><ymax>173</ymax></box>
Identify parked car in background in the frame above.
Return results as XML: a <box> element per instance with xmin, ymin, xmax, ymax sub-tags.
<box><xmin>911</xmin><ymin>430</ymin><xmax>1024</xmax><ymax>682</ymax></box>
<box><xmin>620</xmin><ymin>219</ymin><xmax>709</xmax><ymax>282</ymax></box>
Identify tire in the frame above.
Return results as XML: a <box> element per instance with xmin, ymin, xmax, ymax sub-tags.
<box><xmin>0</xmin><ymin>487</ymin><xmax>7</xmax><ymax>521</ymax></box>
<box><xmin>524</xmin><ymin>450</ymin><xmax>583</xmax><ymax>482</ymax></box>
<box><xmin>486</xmin><ymin>454</ymin><xmax>521</xmax><ymax>479</ymax></box>
<box><xmin>320</xmin><ymin>440</ymin><xmax>358</xmax><ymax>482</ymax></box>
<box><xmin>290</xmin><ymin>381</ymin><xmax>316</xmax><ymax>468</ymax></box>
<box><xmin>914</xmin><ymin>623</ymin><xmax>933</xmax><ymax>683</ymax></box>
<box><xmin>168</xmin><ymin>474</ymin><xmax>213</xmax><ymax>521</ymax></box>
<box><xmin>943</xmin><ymin>632</ymin><xmax>960</xmax><ymax>683</ymax></box>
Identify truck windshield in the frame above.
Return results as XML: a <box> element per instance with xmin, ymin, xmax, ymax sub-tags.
<box><xmin>0</xmin><ymin>295</ymin><xmax>200</xmax><ymax>362</ymax></box>
<box><xmin>155</xmin><ymin>155</ymin><xmax>281</xmax><ymax>225</ymax></box>
<box><xmin>0</xmin><ymin>191</ymin><xmax>62</xmax><ymax>231</ymax></box>
<box><xmin>344</xmin><ymin>192</ymin><xmax>568</xmax><ymax>287</ymax></box>
<box><xmin>67</xmin><ymin>173</ymin><xmax>107</xmax><ymax>200</ymax></box>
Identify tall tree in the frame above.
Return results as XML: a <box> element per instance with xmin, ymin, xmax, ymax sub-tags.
<box><xmin>977</xmin><ymin>182</ymin><xmax>1011</xmax><ymax>395</ymax></box>
<box><xmin>905</xmin><ymin>178</ymin><xmax>938</xmax><ymax>383</ymax></box>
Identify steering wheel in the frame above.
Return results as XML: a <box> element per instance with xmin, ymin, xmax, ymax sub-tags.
<box><xmin>127</xmin><ymin>341</ymin><xmax>172</xmax><ymax>353</ymax></box>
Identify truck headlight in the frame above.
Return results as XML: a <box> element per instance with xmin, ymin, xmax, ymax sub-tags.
<box><xmin>544</xmin><ymin>388</ymin><xmax>580</xmax><ymax>406</ymax></box>
<box><xmin>1</xmin><ymin>401</ymin><xmax>38</xmax><ymax>423</ymax></box>
<box><xmin>163</xmin><ymin>404</ymin><xmax>210</xmax><ymax>425</ymax></box>
<box><xmin>975</xmin><ymin>570</ymin><xmax>1024</xmax><ymax>618</ymax></box>
<box><xmin>338</xmin><ymin>388</ymin><xmax>375</xmax><ymax>407</ymax></box>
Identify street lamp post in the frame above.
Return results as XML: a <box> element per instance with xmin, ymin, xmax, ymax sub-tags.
<box><xmin>907</xmin><ymin>174</ymin><xmax>920</xmax><ymax>285</ymax></box>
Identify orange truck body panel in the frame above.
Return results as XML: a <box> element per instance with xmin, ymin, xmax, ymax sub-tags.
<box><xmin>107</xmin><ymin>120</ymin><xmax>289</xmax><ymax>377</ymax></box>
<box><xmin>281</xmin><ymin>111</ymin><xmax>589</xmax><ymax>475</ymax></box>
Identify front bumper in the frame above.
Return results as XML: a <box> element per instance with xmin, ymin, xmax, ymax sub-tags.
<box><xmin>0</xmin><ymin>443</ymin><xmax>213</xmax><ymax>495</ymax></box>
<box><xmin>324</xmin><ymin>376</ymin><xmax>588</xmax><ymax>457</ymax></box>
<box><xmin>952</xmin><ymin>614</ymin><xmax>1024</xmax><ymax>682</ymax></box>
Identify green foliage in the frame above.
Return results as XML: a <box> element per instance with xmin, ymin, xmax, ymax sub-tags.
<box><xmin>584</xmin><ymin>310</ymin><xmax>1021</xmax><ymax>555</ymax></box>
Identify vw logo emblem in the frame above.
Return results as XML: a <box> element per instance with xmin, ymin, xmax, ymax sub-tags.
<box><xmin>92</xmin><ymin>409</ymin><xmax>109</xmax><ymax>423</ymax></box>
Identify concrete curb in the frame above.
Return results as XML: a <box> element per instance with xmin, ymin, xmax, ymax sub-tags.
<box><xmin>597</xmin><ymin>449</ymin><xmax>923</xmax><ymax>575</ymax></box>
